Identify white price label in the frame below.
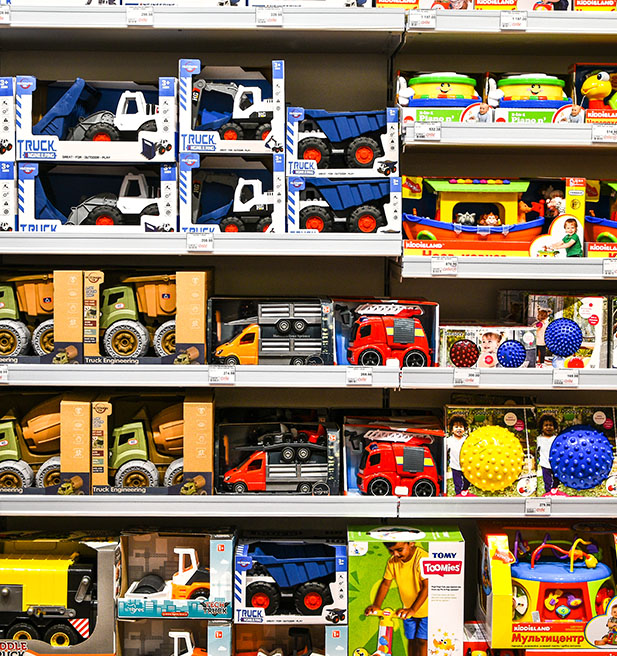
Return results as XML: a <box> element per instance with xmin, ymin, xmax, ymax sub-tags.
<box><xmin>186</xmin><ymin>233</ymin><xmax>214</xmax><ymax>252</ymax></box>
<box><xmin>592</xmin><ymin>124</ymin><xmax>617</xmax><ymax>143</ymax></box>
<box><xmin>0</xmin><ymin>365</ymin><xmax>8</xmax><ymax>384</ymax></box>
<box><xmin>414</xmin><ymin>121</ymin><xmax>441</xmax><ymax>142</ymax></box>
<box><xmin>407</xmin><ymin>9</ymin><xmax>436</xmax><ymax>29</ymax></box>
<box><xmin>431</xmin><ymin>255</ymin><xmax>457</xmax><ymax>276</ymax></box>
<box><xmin>525</xmin><ymin>497</ymin><xmax>551</xmax><ymax>516</ymax></box>
<box><xmin>346</xmin><ymin>367</ymin><xmax>373</xmax><ymax>386</ymax></box>
<box><xmin>256</xmin><ymin>6</ymin><xmax>283</xmax><ymax>26</ymax></box>
<box><xmin>500</xmin><ymin>10</ymin><xmax>527</xmax><ymax>30</ymax></box>
<box><xmin>552</xmin><ymin>369</ymin><xmax>579</xmax><ymax>387</ymax></box>
<box><xmin>126</xmin><ymin>6</ymin><xmax>154</xmax><ymax>26</ymax></box>
<box><xmin>208</xmin><ymin>365</ymin><xmax>236</xmax><ymax>385</ymax></box>
<box><xmin>0</xmin><ymin>7</ymin><xmax>11</xmax><ymax>24</ymax></box>
<box><xmin>603</xmin><ymin>258</ymin><xmax>617</xmax><ymax>277</ymax></box>
<box><xmin>453</xmin><ymin>368</ymin><xmax>480</xmax><ymax>386</ymax></box>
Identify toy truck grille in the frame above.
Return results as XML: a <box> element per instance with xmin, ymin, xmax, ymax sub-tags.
<box><xmin>393</xmin><ymin>319</ymin><xmax>417</xmax><ymax>344</ymax></box>
<box><xmin>403</xmin><ymin>447</ymin><xmax>425</xmax><ymax>473</ymax></box>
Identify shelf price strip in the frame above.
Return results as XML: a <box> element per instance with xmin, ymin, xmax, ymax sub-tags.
<box><xmin>126</xmin><ymin>6</ymin><xmax>154</xmax><ymax>26</ymax></box>
<box><xmin>414</xmin><ymin>121</ymin><xmax>441</xmax><ymax>142</ymax></box>
<box><xmin>430</xmin><ymin>255</ymin><xmax>457</xmax><ymax>275</ymax></box>
<box><xmin>500</xmin><ymin>10</ymin><xmax>527</xmax><ymax>30</ymax></box>
<box><xmin>256</xmin><ymin>6</ymin><xmax>284</xmax><ymax>27</ymax></box>
<box><xmin>552</xmin><ymin>369</ymin><xmax>579</xmax><ymax>388</ymax></box>
<box><xmin>0</xmin><ymin>7</ymin><xmax>10</xmax><ymax>25</ymax></box>
<box><xmin>603</xmin><ymin>259</ymin><xmax>617</xmax><ymax>277</ymax></box>
<box><xmin>407</xmin><ymin>10</ymin><xmax>436</xmax><ymax>29</ymax></box>
<box><xmin>453</xmin><ymin>368</ymin><xmax>480</xmax><ymax>386</ymax></box>
<box><xmin>525</xmin><ymin>498</ymin><xmax>551</xmax><ymax>516</ymax></box>
<box><xmin>186</xmin><ymin>233</ymin><xmax>214</xmax><ymax>253</ymax></box>
<box><xmin>346</xmin><ymin>367</ymin><xmax>373</xmax><ymax>386</ymax></box>
<box><xmin>208</xmin><ymin>366</ymin><xmax>236</xmax><ymax>385</ymax></box>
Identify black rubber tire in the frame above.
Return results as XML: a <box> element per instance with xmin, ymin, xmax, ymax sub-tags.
<box><xmin>348</xmin><ymin>205</ymin><xmax>383</xmax><ymax>234</ymax></box>
<box><xmin>133</xmin><ymin>573</ymin><xmax>166</xmax><ymax>594</ymax></box>
<box><xmin>276</xmin><ymin>319</ymin><xmax>292</xmax><ymax>335</ymax></box>
<box><xmin>298</xmin><ymin>137</ymin><xmax>331</xmax><ymax>168</ymax></box>
<box><xmin>219</xmin><ymin>122</ymin><xmax>244</xmax><ymax>141</ymax></box>
<box><xmin>358</xmin><ymin>349</ymin><xmax>383</xmax><ymax>366</ymax></box>
<box><xmin>138</xmin><ymin>120</ymin><xmax>157</xmax><ymax>133</ymax></box>
<box><xmin>224</xmin><ymin>356</ymin><xmax>240</xmax><ymax>366</ymax></box>
<box><xmin>290</xmin><ymin>356</ymin><xmax>306</xmax><ymax>365</ymax></box>
<box><xmin>297</xmin><ymin>446</ymin><xmax>311</xmax><ymax>462</ymax></box>
<box><xmin>189</xmin><ymin>587</ymin><xmax>209</xmax><ymax>601</ymax></box>
<box><xmin>246</xmin><ymin>581</ymin><xmax>281</xmax><ymax>615</ymax></box>
<box><xmin>293</xmin><ymin>581</ymin><xmax>331</xmax><ymax>615</ymax></box>
<box><xmin>83</xmin><ymin>205</ymin><xmax>124</xmax><ymax>226</ymax></box>
<box><xmin>345</xmin><ymin>136</ymin><xmax>381</xmax><ymax>168</ymax></box>
<box><xmin>404</xmin><ymin>350</ymin><xmax>428</xmax><ymax>368</ymax></box>
<box><xmin>256</xmin><ymin>123</ymin><xmax>272</xmax><ymax>140</ymax></box>
<box><xmin>412</xmin><ymin>479</ymin><xmax>437</xmax><ymax>497</ymax></box>
<box><xmin>84</xmin><ymin>123</ymin><xmax>120</xmax><ymax>141</ymax></box>
<box><xmin>367</xmin><ymin>477</ymin><xmax>392</xmax><ymax>496</ymax></box>
<box><xmin>43</xmin><ymin>623</ymin><xmax>81</xmax><ymax>647</ymax></box>
<box><xmin>220</xmin><ymin>216</ymin><xmax>245</xmax><ymax>232</ymax></box>
<box><xmin>298</xmin><ymin>482</ymin><xmax>312</xmax><ymax>494</ymax></box>
<box><xmin>281</xmin><ymin>446</ymin><xmax>295</xmax><ymax>462</ymax></box>
<box><xmin>293</xmin><ymin>319</ymin><xmax>307</xmax><ymax>334</ymax></box>
<box><xmin>233</xmin><ymin>482</ymin><xmax>248</xmax><ymax>494</ymax></box>
<box><xmin>299</xmin><ymin>206</ymin><xmax>334</xmax><ymax>233</ymax></box>
<box><xmin>7</xmin><ymin>622</ymin><xmax>40</xmax><ymax>641</ymax></box>
<box><xmin>256</xmin><ymin>217</ymin><xmax>272</xmax><ymax>232</ymax></box>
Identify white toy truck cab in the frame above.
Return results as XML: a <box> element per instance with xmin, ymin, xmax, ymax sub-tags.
<box><xmin>169</xmin><ymin>632</ymin><xmax>208</xmax><ymax>656</ymax></box>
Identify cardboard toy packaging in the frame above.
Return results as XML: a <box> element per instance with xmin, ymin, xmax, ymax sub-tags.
<box><xmin>235</xmin><ymin>625</ymin><xmax>346</xmax><ymax>656</ymax></box>
<box><xmin>444</xmin><ymin>406</ymin><xmax>537</xmax><ymax>498</ymax></box>
<box><xmin>611</xmin><ymin>296</ymin><xmax>617</xmax><ymax>367</ymax></box>
<box><xmin>572</xmin><ymin>64</ymin><xmax>617</xmax><ymax>122</ymax></box>
<box><xmin>0</xmin><ymin>78</ymin><xmax>15</xmax><ymax>163</ymax></box>
<box><xmin>348</xmin><ymin>525</ymin><xmax>465</xmax><ymax>656</ymax></box>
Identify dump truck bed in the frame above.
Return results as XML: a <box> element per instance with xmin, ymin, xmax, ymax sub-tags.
<box><xmin>303</xmin><ymin>109</ymin><xmax>386</xmax><ymax>144</ymax></box>
<box><xmin>307</xmin><ymin>179</ymin><xmax>391</xmax><ymax>212</ymax></box>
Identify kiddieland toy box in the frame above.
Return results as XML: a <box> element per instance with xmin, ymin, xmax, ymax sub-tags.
<box><xmin>444</xmin><ymin>406</ymin><xmax>537</xmax><ymax>498</ymax></box>
<box><xmin>235</xmin><ymin>625</ymin><xmax>346</xmax><ymax>656</ymax></box>
<box><xmin>478</xmin><ymin>522</ymin><xmax>617</xmax><ymax>650</ymax></box>
<box><xmin>91</xmin><ymin>392</ymin><xmax>214</xmax><ymax>495</ymax></box>
<box><xmin>234</xmin><ymin>538</ymin><xmax>347</xmax><ymax>624</ymax></box>
<box><xmin>121</xmin><ymin>621</ymin><xmax>231</xmax><ymax>656</ymax></box>
<box><xmin>572</xmin><ymin>64</ymin><xmax>617</xmax><ymax>123</ymax></box>
<box><xmin>117</xmin><ymin>530</ymin><xmax>234</xmax><ymax>620</ymax></box>
<box><xmin>16</xmin><ymin>76</ymin><xmax>177</xmax><ymax>162</ymax></box>
<box><xmin>348</xmin><ymin>525</ymin><xmax>465</xmax><ymax>656</ymax></box>
<box><xmin>179</xmin><ymin>153</ymin><xmax>286</xmax><ymax>233</ymax></box>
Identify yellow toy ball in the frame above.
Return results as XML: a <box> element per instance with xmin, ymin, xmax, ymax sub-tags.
<box><xmin>460</xmin><ymin>425</ymin><xmax>524</xmax><ymax>492</ymax></box>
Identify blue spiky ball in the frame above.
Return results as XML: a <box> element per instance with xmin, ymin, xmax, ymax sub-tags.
<box><xmin>497</xmin><ymin>340</ymin><xmax>526</xmax><ymax>368</ymax></box>
<box><xmin>545</xmin><ymin>318</ymin><xmax>583</xmax><ymax>357</ymax></box>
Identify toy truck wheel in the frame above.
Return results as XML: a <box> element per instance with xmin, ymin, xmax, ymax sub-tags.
<box><xmin>281</xmin><ymin>446</ymin><xmax>295</xmax><ymax>462</ymax></box>
<box><xmin>412</xmin><ymin>479</ymin><xmax>437</xmax><ymax>497</ymax></box>
<box><xmin>163</xmin><ymin>458</ymin><xmax>183</xmax><ymax>487</ymax></box>
<box><xmin>32</xmin><ymin>319</ymin><xmax>55</xmax><ymax>356</ymax></box>
<box><xmin>367</xmin><ymin>477</ymin><xmax>392</xmax><ymax>496</ymax></box>
<box><xmin>346</xmin><ymin>136</ymin><xmax>381</xmax><ymax>168</ymax></box>
<box><xmin>0</xmin><ymin>319</ymin><xmax>30</xmax><ymax>356</ymax></box>
<box><xmin>219</xmin><ymin>122</ymin><xmax>244</xmax><ymax>141</ymax></box>
<box><xmin>138</xmin><ymin>120</ymin><xmax>157</xmax><ymax>133</ymax></box>
<box><xmin>44</xmin><ymin>623</ymin><xmax>80</xmax><ymax>647</ymax></box>
<box><xmin>256</xmin><ymin>217</ymin><xmax>272</xmax><ymax>233</ymax></box>
<box><xmin>140</xmin><ymin>203</ymin><xmax>160</xmax><ymax>220</ymax></box>
<box><xmin>349</xmin><ymin>205</ymin><xmax>382</xmax><ymax>234</ymax></box>
<box><xmin>132</xmin><ymin>573</ymin><xmax>166</xmax><ymax>594</ymax></box>
<box><xmin>300</xmin><ymin>207</ymin><xmax>334</xmax><ymax>232</ymax></box>
<box><xmin>357</xmin><ymin>348</ymin><xmax>383</xmax><ymax>366</ymax></box>
<box><xmin>84</xmin><ymin>123</ymin><xmax>120</xmax><ymax>142</ymax></box>
<box><xmin>292</xmin><ymin>319</ymin><xmax>307</xmax><ymax>334</ymax></box>
<box><xmin>293</xmin><ymin>581</ymin><xmax>330</xmax><ymax>615</ymax></box>
<box><xmin>114</xmin><ymin>459</ymin><xmax>159</xmax><ymax>488</ymax></box>
<box><xmin>35</xmin><ymin>456</ymin><xmax>61</xmax><ymax>488</ymax></box>
<box><xmin>0</xmin><ymin>460</ymin><xmax>34</xmax><ymax>489</ymax></box>
<box><xmin>403</xmin><ymin>349</ymin><xmax>428</xmax><ymax>368</ymax></box>
<box><xmin>298</xmin><ymin>137</ymin><xmax>330</xmax><ymax>168</ymax></box>
<box><xmin>224</xmin><ymin>355</ymin><xmax>240</xmax><ymax>365</ymax></box>
<box><xmin>233</xmin><ymin>481</ymin><xmax>248</xmax><ymax>493</ymax></box>
<box><xmin>297</xmin><ymin>446</ymin><xmax>311</xmax><ymax>462</ymax></box>
<box><xmin>298</xmin><ymin>482</ymin><xmax>312</xmax><ymax>494</ymax></box>
<box><xmin>103</xmin><ymin>320</ymin><xmax>150</xmax><ymax>358</ymax></box>
<box><xmin>246</xmin><ymin>581</ymin><xmax>281</xmax><ymax>615</ymax></box>
<box><xmin>7</xmin><ymin>622</ymin><xmax>40</xmax><ymax>641</ymax></box>
<box><xmin>190</xmin><ymin>588</ymin><xmax>210</xmax><ymax>601</ymax></box>
<box><xmin>220</xmin><ymin>216</ymin><xmax>245</xmax><ymax>233</ymax></box>
<box><xmin>256</xmin><ymin>124</ymin><xmax>272</xmax><ymax>140</ymax></box>
<box><xmin>84</xmin><ymin>205</ymin><xmax>124</xmax><ymax>226</ymax></box>
<box><xmin>153</xmin><ymin>320</ymin><xmax>176</xmax><ymax>357</ymax></box>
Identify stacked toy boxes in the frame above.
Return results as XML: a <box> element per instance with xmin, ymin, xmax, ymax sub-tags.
<box><xmin>178</xmin><ymin>59</ymin><xmax>286</xmax><ymax>234</ymax></box>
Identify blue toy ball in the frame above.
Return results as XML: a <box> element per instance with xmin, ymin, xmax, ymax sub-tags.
<box><xmin>545</xmin><ymin>318</ymin><xmax>583</xmax><ymax>357</ymax></box>
<box><xmin>549</xmin><ymin>425</ymin><xmax>613</xmax><ymax>490</ymax></box>
<box><xmin>497</xmin><ymin>340</ymin><xmax>526</xmax><ymax>368</ymax></box>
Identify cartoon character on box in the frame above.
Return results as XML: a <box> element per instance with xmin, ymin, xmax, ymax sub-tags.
<box><xmin>447</xmin><ymin>415</ymin><xmax>470</xmax><ymax>496</ymax></box>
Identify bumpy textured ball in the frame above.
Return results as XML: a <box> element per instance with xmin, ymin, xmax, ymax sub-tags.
<box><xmin>459</xmin><ymin>425</ymin><xmax>524</xmax><ymax>491</ymax></box>
<box><xmin>497</xmin><ymin>340</ymin><xmax>526</xmax><ymax>368</ymax></box>
<box><xmin>545</xmin><ymin>318</ymin><xmax>583</xmax><ymax>358</ymax></box>
<box><xmin>549</xmin><ymin>425</ymin><xmax>613</xmax><ymax>490</ymax></box>
<box><xmin>450</xmin><ymin>339</ymin><xmax>480</xmax><ymax>367</ymax></box>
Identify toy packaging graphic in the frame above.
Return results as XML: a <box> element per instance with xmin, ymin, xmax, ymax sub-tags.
<box><xmin>572</xmin><ymin>64</ymin><xmax>617</xmax><ymax>122</ymax></box>
<box><xmin>121</xmin><ymin>620</ymin><xmax>231</xmax><ymax>656</ymax></box>
<box><xmin>444</xmin><ymin>406</ymin><xmax>537</xmax><ymax>498</ymax></box>
<box><xmin>612</xmin><ymin>296</ymin><xmax>617</xmax><ymax>368</ymax></box>
<box><xmin>286</xmin><ymin>107</ymin><xmax>399</xmax><ymax>179</ymax></box>
<box><xmin>332</xmin><ymin>298</ymin><xmax>439</xmax><ymax>367</ymax></box>
<box><xmin>16</xmin><ymin>76</ymin><xmax>177</xmax><ymax>162</ymax></box>
<box><xmin>439</xmin><ymin>324</ymin><xmax>537</xmax><ymax>369</ymax></box>
<box><xmin>179</xmin><ymin>60</ymin><xmax>285</xmax><ymax>156</ymax></box>
<box><xmin>235</xmin><ymin>625</ymin><xmax>346</xmax><ymax>656</ymax></box>
<box><xmin>343</xmin><ymin>415</ymin><xmax>444</xmax><ymax>497</ymax></box>
<box><xmin>584</xmin><ymin>180</ymin><xmax>617</xmax><ymax>256</ymax></box>
<box><xmin>207</xmin><ymin>297</ymin><xmax>335</xmax><ymax>366</ymax></box>
<box><xmin>17</xmin><ymin>162</ymin><xmax>177</xmax><ymax>233</ymax></box>
<box><xmin>117</xmin><ymin>530</ymin><xmax>234</xmax><ymax>620</ymax></box>
<box><xmin>287</xmin><ymin>176</ymin><xmax>401</xmax><ymax>234</ymax></box>
<box><xmin>478</xmin><ymin>522</ymin><xmax>617</xmax><ymax>650</ymax></box>
<box><xmin>474</xmin><ymin>0</ymin><xmax>569</xmax><ymax>9</ymax></box>
<box><xmin>215</xmin><ymin>419</ymin><xmax>341</xmax><ymax>495</ymax></box>
<box><xmin>82</xmin><ymin>269</ymin><xmax>212</xmax><ymax>364</ymax></box>
<box><xmin>348</xmin><ymin>525</ymin><xmax>464</xmax><ymax>656</ymax></box>
<box><xmin>234</xmin><ymin>538</ymin><xmax>347</xmax><ymax>624</ymax></box>
<box><xmin>179</xmin><ymin>153</ymin><xmax>286</xmax><ymax>233</ymax></box>
<box><xmin>90</xmin><ymin>392</ymin><xmax>214</xmax><ymax>495</ymax></box>
<box><xmin>0</xmin><ymin>78</ymin><xmax>15</xmax><ymax>163</ymax></box>
<box><xmin>527</xmin><ymin>294</ymin><xmax>608</xmax><ymax>368</ymax></box>
<box><xmin>534</xmin><ymin>405</ymin><xmax>617</xmax><ymax>498</ymax></box>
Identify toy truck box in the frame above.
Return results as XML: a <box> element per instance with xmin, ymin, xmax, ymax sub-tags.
<box><xmin>235</xmin><ymin>625</ymin><xmax>346</xmax><ymax>656</ymax></box>
<box><xmin>533</xmin><ymin>405</ymin><xmax>617</xmax><ymax>498</ymax></box>
<box><xmin>332</xmin><ymin>298</ymin><xmax>439</xmax><ymax>368</ymax></box>
<box><xmin>215</xmin><ymin>419</ymin><xmax>341</xmax><ymax>495</ymax></box>
<box><xmin>0</xmin><ymin>392</ymin><xmax>91</xmax><ymax>495</ymax></box>
<box><xmin>0</xmin><ymin>78</ymin><xmax>15</xmax><ymax>163</ymax></box>
<box><xmin>612</xmin><ymin>296</ymin><xmax>617</xmax><ymax>367</ymax></box>
<box><xmin>121</xmin><ymin>621</ymin><xmax>231</xmax><ymax>656</ymax></box>
<box><xmin>444</xmin><ymin>406</ymin><xmax>537</xmax><ymax>498</ymax></box>
<box><xmin>478</xmin><ymin>522</ymin><xmax>617</xmax><ymax>650</ymax></box>
<box><xmin>286</xmin><ymin>107</ymin><xmax>398</xmax><ymax>179</ymax></box>
<box><xmin>208</xmin><ymin>297</ymin><xmax>335</xmax><ymax>366</ymax></box>
<box><xmin>439</xmin><ymin>323</ymin><xmax>537</xmax><ymax>369</ymax></box>
<box><xmin>179</xmin><ymin>153</ymin><xmax>286</xmax><ymax>233</ymax></box>
<box><xmin>91</xmin><ymin>392</ymin><xmax>214</xmax><ymax>495</ymax></box>
<box><xmin>17</xmin><ymin>162</ymin><xmax>177</xmax><ymax>233</ymax></box>
<box><xmin>15</xmin><ymin>76</ymin><xmax>176</xmax><ymax>163</ymax></box>
<box><xmin>343</xmin><ymin>415</ymin><xmax>444</xmax><ymax>497</ymax></box>
<box><xmin>179</xmin><ymin>60</ymin><xmax>285</xmax><ymax>156</ymax></box>
<box><xmin>463</xmin><ymin>622</ymin><xmax>525</xmax><ymax>656</ymax></box>
<box><xmin>287</xmin><ymin>176</ymin><xmax>401</xmax><ymax>234</ymax></box>
<box><xmin>527</xmin><ymin>294</ymin><xmax>608</xmax><ymax>369</ymax></box>
<box><xmin>572</xmin><ymin>64</ymin><xmax>617</xmax><ymax>123</ymax></box>
<box><xmin>117</xmin><ymin>530</ymin><xmax>234</xmax><ymax>620</ymax></box>
<box><xmin>82</xmin><ymin>269</ymin><xmax>212</xmax><ymax>364</ymax></box>
<box><xmin>348</xmin><ymin>525</ymin><xmax>465</xmax><ymax>656</ymax></box>
<box><xmin>234</xmin><ymin>538</ymin><xmax>347</xmax><ymax>624</ymax></box>
<box><xmin>0</xmin><ymin>531</ymin><xmax>118</xmax><ymax>656</ymax></box>
<box><xmin>474</xmin><ymin>0</ymin><xmax>569</xmax><ymax>9</ymax></box>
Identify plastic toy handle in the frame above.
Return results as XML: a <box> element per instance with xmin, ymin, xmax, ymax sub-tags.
<box><xmin>531</xmin><ymin>543</ymin><xmax>569</xmax><ymax>569</ymax></box>
<box><xmin>570</xmin><ymin>538</ymin><xmax>591</xmax><ymax>572</ymax></box>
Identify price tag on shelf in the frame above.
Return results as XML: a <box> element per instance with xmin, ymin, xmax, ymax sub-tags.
<box><xmin>346</xmin><ymin>367</ymin><xmax>373</xmax><ymax>386</ymax></box>
<box><xmin>126</xmin><ymin>6</ymin><xmax>154</xmax><ymax>26</ymax></box>
<box><xmin>592</xmin><ymin>124</ymin><xmax>617</xmax><ymax>143</ymax></box>
<box><xmin>186</xmin><ymin>233</ymin><xmax>214</xmax><ymax>253</ymax></box>
<box><xmin>414</xmin><ymin>121</ymin><xmax>441</xmax><ymax>142</ymax></box>
<box><xmin>603</xmin><ymin>258</ymin><xmax>617</xmax><ymax>277</ymax></box>
<box><xmin>525</xmin><ymin>497</ymin><xmax>551</xmax><ymax>516</ymax></box>
<box><xmin>256</xmin><ymin>6</ymin><xmax>283</xmax><ymax>27</ymax></box>
<box><xmin>453</xmin><ymin>368</ymin><xmax>480</xmax><ymax>386</ymax></box>
<box><xmin>431</xmin><ymin>255</ymin><xmax>457</xmax><ymax>276</ymax></box>
<box><xmin>0</xmin><ymin>7</ymin><xmax>11</xmax><ymax>25</ymax></box>
<box><xmin>0</xmin><ymin>365</ymin><xmax>8</xmax><ymax>384</ymax></box>
<box><xmin>552</xmin><ymin>369</ymin><xmax>579</xmax><ymax>388</ymax></box>
<box><xmin>500</xmin><ymin>10</ymin><xmax>527</xmax><ymax>30</ymax></box>
<box><xmin>208</xmin><ymin>366</ymin><xmax>236</xmax><ymax>385</ymax></box>
<box><xmin>407</xmin><ymin>10</ymin><xmax>436</xmax><ymax>29</ymax></box>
